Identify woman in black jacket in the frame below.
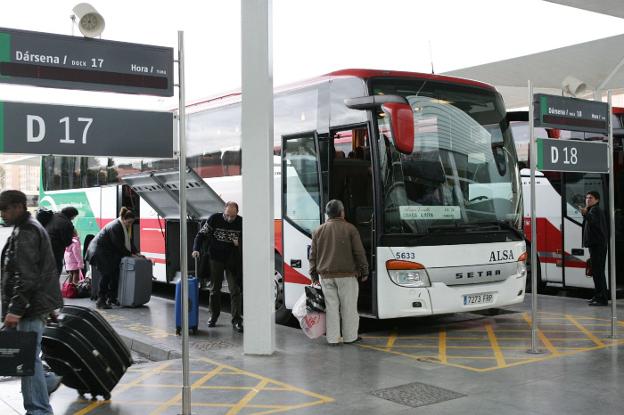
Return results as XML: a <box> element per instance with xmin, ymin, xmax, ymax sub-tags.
<box><xmin>88</xmin><ymin>207</ymin><xmax>138</xmax><ymax>309</ymax></box>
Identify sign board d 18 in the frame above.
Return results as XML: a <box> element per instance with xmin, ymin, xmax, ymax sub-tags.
<box><xmin>0</xmin><ymin>27</ymin><xmax>173</xmax><ymax>96</ymax></box>
<box><xmin>536</xmin><ymin>138</ymin><xmax>608</xmax><ymax>173</ymax></box>
<box><xmin>0</xmin><ymin>101</ymin><xmax>174</xmax><ymax>158</ymax></box>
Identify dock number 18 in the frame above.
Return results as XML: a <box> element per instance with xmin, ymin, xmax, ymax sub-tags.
<box><xmin>551</xmin><ymin>145</ymin><xmax>578</xmax><ymax>165</ymax></box>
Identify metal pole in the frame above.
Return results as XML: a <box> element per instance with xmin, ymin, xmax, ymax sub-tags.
<box><xmin>608</xmin><ymin>91</ymin><xmax>618</xmax><ymax>339</ymax></box>
<box><xmin>528</xmin><ymin>80</ymin><xmax>541</xmax><ymax>354</ymax></box>
<box><xmin>177</xmin><ymin>30</ymin><xmax>191</xmax><ymax>415</ymax></box>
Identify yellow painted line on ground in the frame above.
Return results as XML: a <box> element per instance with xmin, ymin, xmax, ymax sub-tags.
<box><xmin>438</xmin><ymin>330</ymin><xmax>447</xmax><ymax>364</ymax></box>
<box><xmin>149</xmin><ymin>365</ymin><xmax>224</xmax><ymax>415</ymax></box>
<box><xmin>485</xmin><ymin>324</ymin><xmax>506</xmax><ymax>368</ymax></box>
<box><xmin>392</xmin><ymin>345</ymin><xmax>532</xmax><ymax>350</ymax></box>
<box><xmin>565</xmin><ymin>315</ymin><xmax>606</xmax><ymax>347</ymax></box>
<box><xmin>385</xmin><ymin>331</ymin><xmax>398</xmax><ymax>350</ymax></box>
<box><xmin>522</xmin><ymin>313</ymin><xmax>560</xmax><ymax>356</ymax></box>
<box><xmin>226</xmin><ymin>378</ymin><xmax>270</xmax><ymax>415</ymax></box>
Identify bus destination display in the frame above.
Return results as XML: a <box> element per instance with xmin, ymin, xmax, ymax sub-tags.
<box><xmin>0</xmin><ymin>27</ymin><xmax>173</xmax><ymax>96</ymax></box>
<box><xmin>534</xmin><ymin>93</ymin><xmax>609</xmax><ymax>134</ymax></box>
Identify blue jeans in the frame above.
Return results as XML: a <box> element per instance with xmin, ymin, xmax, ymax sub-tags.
<box><xmin>16</xmin><ymin>316</ymin><xmax>53</xmax><ymax>415</ymax></box>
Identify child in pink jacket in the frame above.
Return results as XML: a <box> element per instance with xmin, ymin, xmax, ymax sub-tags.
<box><xmin>64</xmin><ymin>230</ymin><xmax>84</xmax><ymax>284</ymax></box>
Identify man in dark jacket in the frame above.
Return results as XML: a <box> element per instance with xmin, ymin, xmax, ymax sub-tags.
<box><xmin>192</xmin><ymin>201</ymin><xmax>243</xmax><ymax>332</ymax></box>
<box><xmin>581</xmin><ymin>190</ymin><xmax>609</xmax><ymax>306</ymax></box>
<box><xmin>45</xmin><ymin>206</ymin><xmax>78</xmax><ymax>274</ymax></box>
<box><xmin>1</xmin><ymin>190</ymin><xmax>63</xmax><ymax>414</ymax></box>
<box><xmin>86</xmin><ymin>207</ymin><xmax>138</xmax><ymax>309</ymax></box>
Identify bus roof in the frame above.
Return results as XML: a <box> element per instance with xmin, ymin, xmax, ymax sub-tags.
<box><xmin>185</xmin><ymin>68</ymin><xmax>497</xmax><ymax>111</ymax></box>
<box><xmin>325</xmin><ymin>68</ymin><xmax>496</xmax><ymax>91</ymax></box>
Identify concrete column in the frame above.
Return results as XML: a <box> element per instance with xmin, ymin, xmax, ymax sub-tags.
<box><xmin>241</xmin><ymin>0</ymin><xmax>275</xmax><ymax>355</ymax></box>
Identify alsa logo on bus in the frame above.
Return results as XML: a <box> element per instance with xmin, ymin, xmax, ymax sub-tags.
<box><xmin>489</xmin><ymin>250</ymin><xmax>514</xmax><ymax>262</ymax></box>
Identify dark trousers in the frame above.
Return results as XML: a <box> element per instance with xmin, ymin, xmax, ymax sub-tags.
<box><xmin>209</xmin><ymin>259</ymin><xmax>242</xmax><ymax>324</ymax></box>
<box><xmin>589</xmin><ymin>245</ymin><xmax>608</xmax><ymax>302</ymax></box>
<box><xmin>97</xmin><ymin>263</ymin><xmax>120</xmax><ymax>302</ymax></box>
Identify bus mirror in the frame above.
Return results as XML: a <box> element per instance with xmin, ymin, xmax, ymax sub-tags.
<box><xmin>382</xmin><ymin>102</ymin><xmax>414</xmax><ymax>154</ymax></box>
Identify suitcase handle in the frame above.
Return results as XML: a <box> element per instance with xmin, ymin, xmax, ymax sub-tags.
<box><xmin>194</xmin><ymin>256</ymin><xmax>198</xmax><ymax>277</ymax></box>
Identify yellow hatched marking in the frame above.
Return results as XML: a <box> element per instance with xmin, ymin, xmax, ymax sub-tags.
<box><xmin>522</xmin><ymin>313</ymin><xmax>560</xmax><ymax>356</ymax></box>
<box><xmin>438</xmin><ymin>330</ymin><xmax>447</xmax><ymax>364</ymax></box>
<box><xmin>226</xmin><ymin>378</ymin><xmax>270</xmax><ymax>415</ymax></box>
<box><xmin>385</xmin><ymin>331</ymin><xmax>398</xmax><ymax>350</ymax></box>
<box><xmin>565</xmin><ymin>315</ymin><xmax>605</xmax><ymax>347</ymax></box>
<box><xmin>149</xmin><ymin>365</ymin><xmax>224</xmax><ymax>415</ymax></box>
<box><xmin>485</xmin><ymin>324</ymin><xmax>506</xmax><ymax>368</ymax></box>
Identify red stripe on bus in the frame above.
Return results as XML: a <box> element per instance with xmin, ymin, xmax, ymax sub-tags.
<box><xmin>284</xmin><ymin>263</ymin><xmax>311</xmax><ymax>284</ymax></box>
<box><xmin>274</xmin><ymin>219</ymin><xmax>283</xmax><ymax>256</ymax></box>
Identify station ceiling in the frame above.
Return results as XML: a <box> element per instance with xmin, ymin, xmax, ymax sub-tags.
<box><xmin>545</xmin><ymin>0</ymin><xmax>624</xmax><ymax>19</ymax></box>
<box><xmin>444</xmin><ymin>1</ymin><xmax>624</xmax><ymax>108</ymax></box>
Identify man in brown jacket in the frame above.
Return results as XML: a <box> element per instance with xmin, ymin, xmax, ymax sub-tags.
<box><xmin>309</xmin><ymin>199</ymin><xmax>368</xmax><ymax>345</ymax></box>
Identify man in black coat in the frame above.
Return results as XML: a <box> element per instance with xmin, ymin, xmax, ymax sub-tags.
<box><xmin>0</xmin><ymin>190</ymin><xmax>63</xmax><ymax>414</ymax></box>
<box><xmin>581</xmin><ymin>190</ymin><xmax>609</xmax><ymax>306</ymax></box>
<box><xmin>192</xmin><ymin>201</ymin><xmax>243</xmax><ymax>332</ymax></box>
<box><xmin>45</xmin><ymin>206</ymin><xmax>79</xmax><ymax>274</ymax></box>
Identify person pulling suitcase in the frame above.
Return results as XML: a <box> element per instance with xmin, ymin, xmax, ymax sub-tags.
<box><xmin>192</xmin><ymin>201</ymin><xmax>243</xmax><ymax>332</ymax></box>
<box><xmin>86</xmin><ymin>207</ymin><xmax>139</xmax><ymax>309</ymax></box>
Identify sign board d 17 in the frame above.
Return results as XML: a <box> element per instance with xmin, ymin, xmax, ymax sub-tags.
<box><xmin>0</xmin><ymin>101</ymin><xmax>174</xmax><ymax>158</ymax></box>
<box><xmin>534</xmin><ymin>93</ymin><xmax>609</xmax><ymax>135</ymax></box>
<box><xmin>536</xmin><ymin>138</ymin><xmax>608</xmax><ymax>173</ymax></box>
<box><xmin>0</xmin><ymin>27</ymin><xmax>173</xmax><ymax>96</ymax></box>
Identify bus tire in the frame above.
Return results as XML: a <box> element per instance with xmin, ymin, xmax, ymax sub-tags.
<box><xmin>274</xmin><ymin>252</ymin><xmax>292</xmax><ymax>324</ymax></box>
<box><xmin>525</xmin><ymin>243</ymin><xmax>545</xmax><ymax>293</ymax></box>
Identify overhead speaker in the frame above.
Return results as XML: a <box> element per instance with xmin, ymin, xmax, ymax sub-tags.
<box><xmin>72</xmin><ymin>3</ymin><xmax>105</xmax><ymax>38</ymax></box>
<box><xmin>561</xmin><ymin>76</ymin><xmax>587</xmax><ymax>98</ymax></box>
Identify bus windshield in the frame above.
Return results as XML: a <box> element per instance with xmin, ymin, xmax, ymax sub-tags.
<box><xmin>373</xmin><ymin>79</ymin><xmax>522</xmax><ymax>237</ymax></box>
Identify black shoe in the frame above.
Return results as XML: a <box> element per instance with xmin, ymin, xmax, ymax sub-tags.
<box><xmin>587</xmin><ymin>297</ymin><xmax>598</xmax><ymax>303</ymax></box>
<box><xmin>233</xmin><ymin>322</ymin><xmax>243</xmax><ymax>333</ymax></box>
<box><xmin>207</xmin><ymin>320</ymin><xmax>216</xmax><ymax>327</ymax></box>
<box><xmin>588</xmin><ymin>299</ymin><xmax>608</xmax><ymax>306</ymax></box>
<box><xmin>96</xmin><ymin>299</ymin><xmax>111</xmax><ymax>309</ymax></box>
<box><xmin>344</xmin><ymin>336</ymin><xmax>362</xmax><ymax>344</ymax></box>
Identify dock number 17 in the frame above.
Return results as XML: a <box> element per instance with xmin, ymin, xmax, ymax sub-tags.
<box><xmin>27</xmin><ymin>115</ymin><xmax>94</xmax><ymax>144</ymax></box>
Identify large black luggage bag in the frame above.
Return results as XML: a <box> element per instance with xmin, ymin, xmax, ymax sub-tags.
<box><xmin>42</xmin><ymin>305</ymin><xmax>133</xmax><ymax>400</ymax></box>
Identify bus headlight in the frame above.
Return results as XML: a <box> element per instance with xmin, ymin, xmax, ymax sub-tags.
<box><xmin>386</xmin><ymin>260</ymin><xmax>431</xmax><ymax>287</ymax></box>
<box><xmin>517</xmin><ymin>251</ymin><xmax>527</xmax><ymax>278</ymax></box>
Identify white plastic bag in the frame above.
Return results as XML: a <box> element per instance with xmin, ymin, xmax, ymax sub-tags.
<box><xmin>300</xmin><ymin>312</ymin><xmax>326</xmax><ymax>339</ymax></box>
<box><xmin>293</xmin><ymin>292</ymin><xmax>326</xmax><ymax>339</ymax></box>
<box><xmin>292</xmin><ymin>292</ymin><xmax>307</xmax><ymax>320</ymax></box>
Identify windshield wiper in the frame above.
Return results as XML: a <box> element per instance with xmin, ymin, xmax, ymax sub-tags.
<box><xmin>426</xmin><ymin>220</ymin><xmax>522</xmax><ymax>238</ymax></box>
<box><xmin>474</xmin><ymin>220</ymin><xmax>523</xmax><ymax>239</ymax></box>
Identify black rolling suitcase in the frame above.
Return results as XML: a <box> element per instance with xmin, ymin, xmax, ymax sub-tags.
<box><xmin>42</xmin><ymin>305</ymin><xmax>132</xmax><ymax>400</ymax></box>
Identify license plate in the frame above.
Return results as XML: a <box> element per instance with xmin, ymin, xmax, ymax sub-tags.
<box><xmin>463</xmin><ymin>292</ymin><xmax>494</xmax><ymax>305</ymax></box>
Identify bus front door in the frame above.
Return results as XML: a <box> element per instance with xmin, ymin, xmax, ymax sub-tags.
<box><xmin>281</xmin><ymin>133</ymin><xmax>323</xmax><ymax>309</ymax></box>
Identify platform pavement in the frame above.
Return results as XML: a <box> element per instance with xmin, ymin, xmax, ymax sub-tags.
<box><xmin>1</xmin><ymin>293</ymin><xmax>623</xmax><ymax>415</ymax></box>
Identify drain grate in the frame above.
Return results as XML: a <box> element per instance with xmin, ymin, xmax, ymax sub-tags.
<box><xmin>190</xmin><ymin>340</ymin><xmax>235</xmax><ymax>351</ymax></box>
<box><xmin>372</xmin><ymin>381</ymin><xmax>465</xmax><ymax>408</ymax></box>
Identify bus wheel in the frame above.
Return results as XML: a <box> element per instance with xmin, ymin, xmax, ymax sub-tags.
<box><xmin>526</xmin><ymin>244</ymin><xmax>545</xmax><ymax>293</ymax></box>
<box><xmin>274</xmin><ymin>252</ymin><xmax>291</xmax><ymax>324</ymax></box>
